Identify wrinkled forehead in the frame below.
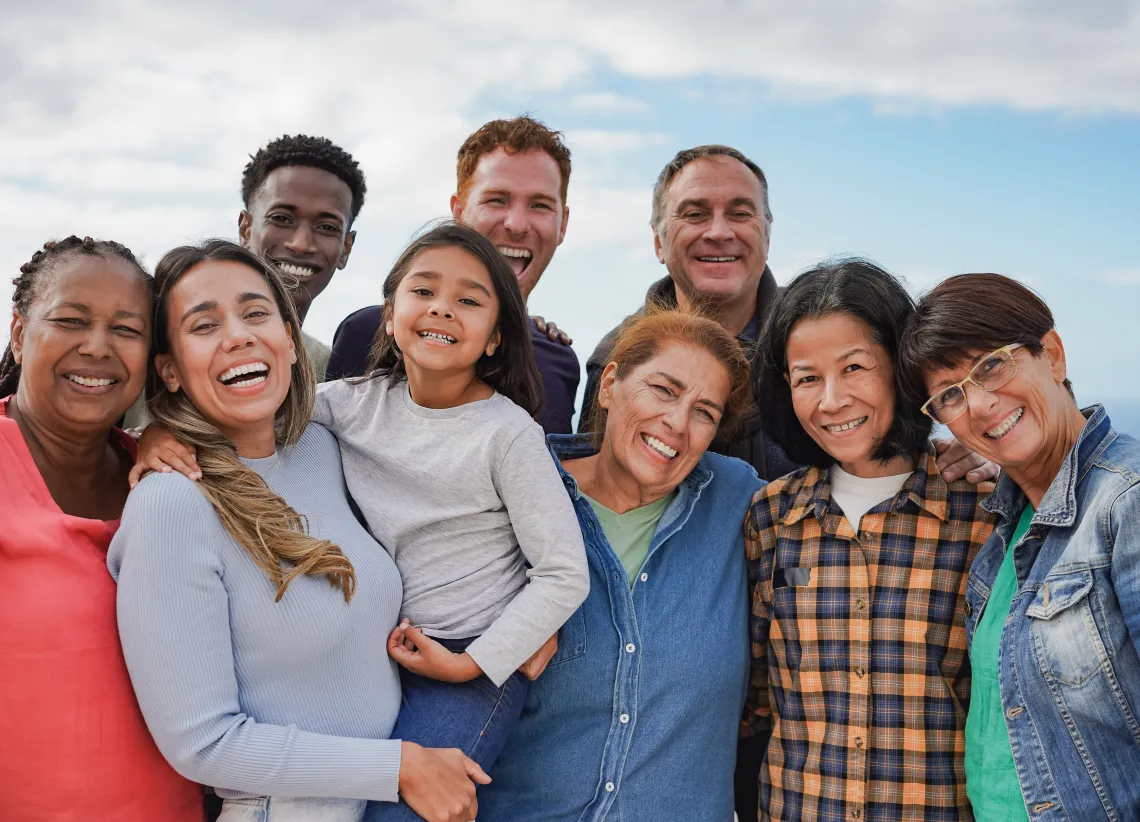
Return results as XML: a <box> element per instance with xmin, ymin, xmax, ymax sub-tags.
<box><xmin>466</xmin><ymin>147</ymin><xmax>564</xmax><ymax>203</ymax></box>
<box><xmin>923</xmin><ymin>350</ymin><xmax>988</xmax><ymax>392</ymax></box>
<box><xmin>32</xmin><ymin>254</ymin><xmax>150</xmax><ymax>314</ymax></box>
<box><xmin>666</xmin><ymin>155</ymin><xmax>765</xmax><ymax>206</ymax></box>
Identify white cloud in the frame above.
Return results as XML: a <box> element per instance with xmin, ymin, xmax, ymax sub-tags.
<box><xmin>2</xmin><ymin>0</ymin><xmax>1139</xmax><ymax>361</ymax></box>
<box><xmin>1102</xmin><ymin>269</ymin><xmax>1140</xmax><ymax>285</ymax></box>
<box><xmin>568</xmin><ymin>92</ymin><xmax>650</xmax><ymax>115</ymax></box>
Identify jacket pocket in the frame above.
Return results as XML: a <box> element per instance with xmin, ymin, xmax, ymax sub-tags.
<box><xmin>546</xmin><ymin>606</ymin><xmax>587</xmax><ymax>667</ymax></box>
<box><xmin>1026</xmin><ymin>569</ymin><xmax>1110</xmax><ymax>686</ymax></box>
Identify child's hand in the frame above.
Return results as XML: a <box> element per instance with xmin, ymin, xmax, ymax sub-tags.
<box><xmin>518</xmin><ymin>632</ymin><xmax>559</xmax><ymax>681</ymax></box>
<box><xmin>387</xmin><ymin>619</ymin><xmax>483</xmax><ymax>683</ymax></box>
<box><xmin>128</xmin><ymin>425</ymin><xmax>201</xmax><ymax>489</ymax></box>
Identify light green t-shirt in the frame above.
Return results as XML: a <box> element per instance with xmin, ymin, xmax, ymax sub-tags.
<box><xmin>965</xmin><ymin>503</ymin><xmax>1035</xmax><ymax>822</ymax></box>
<box><xmin>583</xmin><ymin>490</ymin><xmax>675</xmax><ymax>585</ymax></box>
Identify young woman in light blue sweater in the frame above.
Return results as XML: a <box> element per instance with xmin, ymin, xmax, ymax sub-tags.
<box><xmin>111</xmin><ymin>240</ymin><xmax>489</xmax><ymax>822</ymax></box>
<box><xmin>132</xmin><ymin>225</ymin><xmax>590</xmax><ymax>820</ymax></box>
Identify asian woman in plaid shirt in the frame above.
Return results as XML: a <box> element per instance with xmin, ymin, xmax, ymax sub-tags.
<box><xmin>742</xmin><ymin>259</ymin><xmax>997</xmax><ymax>822</ymax></box>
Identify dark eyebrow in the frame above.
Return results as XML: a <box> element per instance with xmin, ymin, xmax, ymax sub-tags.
<box><xmin>726</xmin><ymin>196</ymin><xmax>759</xmax><ymax>210</ymax></box>
<box><xmin>674</xmin><ymin>198</ymin><xmax>710</xmax><ymax>213</ymax></box>
<box><xmin>181</xmin><ymin>292</ymin><xmax>269</xmax><ymax>323</ymax></box>
<box><xmin>650</xmin><ymin>370</ymin><xmax>726</xmax><ymax>413</ymax></box>
<box><xmin>182</xmin><ymin>300</ymin><xmax>217</xmax><ymax>322</ymax></box>
<box><xmin>408</xmin><ymin>271</ymin><xmax>492</xmax><ymax>298</ymax></box>
<box><xmin>266</xmin><ymin>202</ymin><xmax>345</xmax><ymax>223</ymax></box>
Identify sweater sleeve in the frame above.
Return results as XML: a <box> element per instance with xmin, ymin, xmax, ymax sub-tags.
<box><xmin>463</xmin><ymin>424</ymin><xmax>590</xmax><ymax>686</ymax></box>
<box><xmin>107</xmin><ymin>473</ymin><xmax>402</xmax><ymax>801</ymax></box>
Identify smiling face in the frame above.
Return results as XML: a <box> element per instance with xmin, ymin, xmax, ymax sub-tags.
<box><xmin>922</xmin><ymin>331</ymin><xmax>1075</xmax><ymax>476</ymax></box>
<box><xmin>785</xmin><ymin>312</ymin><xmax>902</xmax><ymax>477</ymax></box>
<box><xmin>239</xmin><ymin>165</ymin><xmax>355</xmax><ymax>322</ymax></box>
<box><xmin>9</xmin><ymin>255</ymin><xmax>150</xmax><ymax>430</ymax></box>
<box><xmin>155</xmin><ymin>260</ymin><xmax>295</xmax><ymax>452</ymax></box>
<box><xmin>385</xmin><ymin>245</ymin><xmax>501</xmax><ymax>380</ymax></box>
<box><xmin>654</xmin><ymin>156</ymin><xmax>770</xmax><ymax>310</ymax></box>
<box><xmin>597</xmin><ymin>341</ymin><xmax>730</xmax><ymax>500</ymax></box>
<box><xmin>451</xmin><ymin>147</ymin><xmax>568</xmax><ymax>302</ymax></box>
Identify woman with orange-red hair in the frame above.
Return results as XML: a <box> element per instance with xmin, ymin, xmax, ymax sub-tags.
<box><xmin>480</xmin><ymin>307</ymin><xmax>764</xmax><ymax>822</ymax></box>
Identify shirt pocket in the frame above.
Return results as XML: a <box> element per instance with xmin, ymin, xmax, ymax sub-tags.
<box><xmin>546</xmin><ymin>606</ymin><xmax>587</xmax><ymax>667</ymax></box>
<box><xmin>1025</xmin><ymin>569</ymin><xmax>1110</xmax><ymax>687</ymax></box>
<box><xmin>770</xmin><ymin>567</ymin><xmax>821</xmax><ymax>675</ymax></box>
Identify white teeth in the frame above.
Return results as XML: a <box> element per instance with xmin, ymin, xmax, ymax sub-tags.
<box><xmin>228</xmin><ymin>375</ymin><xmax>267</xmax><ymax>388</ymax></box>
<box><xmin>498</xmin><ymin>247</ymin><xmax>532</xmax><ymax>259</ymax></box>
<box><xmin>66</xmin><ymin>374</ymin><xmax>115</xmax><ymax>387</ymax></box>
<box><xmin>419</xmin><ymin>331</ymin><xmax>456</xmax><ymax>344</ymax></box>
<box><xmin>643</xmin><ymin>434</ymin><xmax>678</xmax><ymax>459</ymax></box>
<box><xmin>986</xmin><ymin>408</ymin><xmax>1024</xmax><ymax>439</ymax></box>
<box><xmin>276</xmin><ymin>262</ymin><xmax>318</xmax><ymax>278</ymax></box>
<box><xmin>697</xmin><ymin>256</ymin><xmax>739</xmax><ymax>262</ymax></box>
<box><xmin>824</xmin><ymin>417</ymin><xmax>867</xmax><ymax>433</ymax></box>
<box><xmin>219</xmin><ymin>362</ymin><xmax>269</xmax><ymax>383</ymax></box>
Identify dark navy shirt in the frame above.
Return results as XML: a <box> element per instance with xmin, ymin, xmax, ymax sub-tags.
<box><xmin>326</xmin><ymin>305</ymin><xmax>581</xmax><ymax>436</ymax></box>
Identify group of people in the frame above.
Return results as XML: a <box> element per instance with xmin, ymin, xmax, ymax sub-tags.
<box><xmin>2</xmin><ymin>115</ymin><xmax>1137</xmax><ymax>822</ymax></box>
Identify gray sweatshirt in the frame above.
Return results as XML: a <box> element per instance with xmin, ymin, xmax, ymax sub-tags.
<box><xmin>314</xmin><ymin>376</ymin><xmax>589</xmax><ymax>686</ymax></box>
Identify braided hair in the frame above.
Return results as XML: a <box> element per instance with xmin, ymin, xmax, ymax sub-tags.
<box><xmin>0</xmin><ymin>236</ymin><xmax>150</xmax><ymax>398</ymax></box>
<box><xmin>241</xmin><ymin>134</ymin><xmax>367</xmax><ymax>223</ymax></box>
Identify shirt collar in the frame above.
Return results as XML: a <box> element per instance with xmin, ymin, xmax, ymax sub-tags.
<box><xmin>781</xmin><ymin>442</ymin><xmax>950</xmax><ymax>527</ymax></box>
<box><xmin>547</xmin><ymin>432</ymin><xmax>715</xmax><ymax>501</ymax></box>
<box><xmin>981</xmin><ymin>404</ymin><xmax>1114</xmax><ymax>527</ymax></box>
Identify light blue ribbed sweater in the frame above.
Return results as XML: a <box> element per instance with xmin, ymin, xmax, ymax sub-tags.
<box><xmin>108</xmin><ymin>422</ymin><xmax>405</xmax><ymax>802</ymax></box>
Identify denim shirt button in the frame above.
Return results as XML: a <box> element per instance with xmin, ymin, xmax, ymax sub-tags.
<box><xmin>620</xmin><ymin>713</ymin><xmax>630</xmax><ymax>724</ymax></box>
<box><xmin>640</xmin><ymin>572</ymin><xmax>648</xmax><ymax>582</ymax></box>
<box><xmin>605</xmin><ymin>781</ymin><xmax>615</xmax><ymax>793</ymax></box>
<box><xmin>1007</xmin><ymin>706</ymin><xmax>1024</xmax><ymax>719</ymax></box>
<box><xmin>625</xmin><ymin>643</ymin><xmax>636</xmax><ymax>654</ymax></box>
<box><xmin>964</xmin><ymin>601</ymin><xmax>973</xmax><ymax>616</ymax></box>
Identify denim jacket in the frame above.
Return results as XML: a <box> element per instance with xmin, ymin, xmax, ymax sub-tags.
<box><xmin>479</xmin><ymin>434</ymin><xmax>765</xmax><ymax>821</ymax></box>
<box><xmin>965</xmin><ymin>406</ymin><xmax>1140</xmax><ymax>821</ymax></box>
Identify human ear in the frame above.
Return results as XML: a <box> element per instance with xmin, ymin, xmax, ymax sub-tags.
<box><xmin>155</xmin><ymin>354</ymin><xmax>180</xmax><ymax>393</ymax></box>
<box><xmin>1041</xmin><ymin>329</ymin><xmax>1068</xmax><ymax>385</ymax></box>
<box><xmin>238</xmin><ymin>210</ymin><xmax>253</xmax><ymax>247</ymax></box>
<box><xmin>338</xmin><ymin>231</ymin><xmax>356</xmax><ymax>270</ymax></box>
<box><xmin>485</xmin><ymin>328</ymin><xmax>501</xmax><ymax>358</ymax></box>
<box><xmin>9</xmin><ymin>313</ymin><xmax>24</xmax><ymax>364</ymax></box>
<box><xmin>653</xmin><ymin>227</ymin><xmax>666</xmax><ymax>265</ymax></box>
<box><xmin>597</xmin><ymin>362</ymin><xmax>620</xmax><ymax>411</ymax></box>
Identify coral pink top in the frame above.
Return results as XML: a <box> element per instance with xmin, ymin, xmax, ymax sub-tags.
<box><xmin>0</xmin><ymin>397</ymin><xmax>203</xmax><ymax>821</ymax></box>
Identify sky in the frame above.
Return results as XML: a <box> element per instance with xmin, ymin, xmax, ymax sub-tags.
<box><xmin>2</xmin><ymin>0</ymin><xmax>1138</xmax><ymax>416</ymax></box>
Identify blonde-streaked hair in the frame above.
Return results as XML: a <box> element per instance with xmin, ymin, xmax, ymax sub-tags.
<box><xmin>148</xmin><ymin>239</ymin><xmax>355</xmax><ymax>602</ymax></box>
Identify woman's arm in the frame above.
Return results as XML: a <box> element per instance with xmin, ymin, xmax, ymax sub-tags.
<box><xmin>463</xmin><ymin>424</ymin><xmax>590</xmax><ymax>687</ymax></box>
<box><xmin>740</xmin><ymin>488</ymin><xmax>777</xmax><ymax>742</ymax></box>
<box><xmin>1111</xmin><ymin>483</ymin><xmax>1140</xmax><ymax>657</ymax></box>
<box><xmin>109</xmin><ymin>473</ymin><xmax>405</xmax><ymax>801</ymax></box>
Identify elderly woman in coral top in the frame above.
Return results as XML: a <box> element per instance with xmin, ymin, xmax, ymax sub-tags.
<box><xmin>0</xmin><ymin>237</ymin><xmax>204</xmax><ymax>821</ymax></box>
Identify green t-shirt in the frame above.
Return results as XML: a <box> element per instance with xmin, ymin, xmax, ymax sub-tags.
<box><xmin>584</xmin><ymin>490</ymin><xmax>675</xmax><ymax>585</ymax></box>
<box><xmin>965</xmin><ymin>503</ymin><xmax>1035</xmax><ymax>822</ymax></box>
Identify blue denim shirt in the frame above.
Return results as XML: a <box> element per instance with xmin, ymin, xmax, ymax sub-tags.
<box><xmin>965</xmin><ymin>406</ymin><xmax>1140</xmax><ymax>821</ymax></box>
<box><xmin>480</xmin><ymin>434</ymin><xmax>765</xmax><ymax>821</ymax></box>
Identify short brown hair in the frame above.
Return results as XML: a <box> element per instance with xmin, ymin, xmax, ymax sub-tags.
<box><xmin>650</xmin><ymin>145</ymin><xmax>772</xmax><ymax>232</ymax></box>
<box><xmin>899</xmin><ymin>272</ymin><xmax>1074</xmax><ymax>397</ymax></box>
<box><xmin>456</xmin><ymin>115</ymin><xmax>572</xmax><ymax>204</ymax></box>
<box><xmin>589</xmin><ymin>305</ymin><xmax>751</xmax><ymax>439</ymax></box>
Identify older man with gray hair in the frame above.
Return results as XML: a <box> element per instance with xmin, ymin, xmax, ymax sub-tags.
<box><xmin>580</xmin><ymin>144</ymin><xmax>795</xmax><ymax>480</ymax></box>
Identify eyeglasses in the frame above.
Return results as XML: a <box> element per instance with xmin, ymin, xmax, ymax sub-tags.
<box><xmin>921</xmin><ymin>343</ymin><xmax>1025</xmax><ymax>424</ymax></box>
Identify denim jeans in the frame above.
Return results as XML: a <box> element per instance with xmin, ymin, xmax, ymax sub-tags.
<box><xmin>363</xmin><ymin>637</ymin><xmax>529</xmax><ymax>821</ymax></box>
<box><xmin>217</xmin><ymin>797</ymin><xmax>365</xmax><ymax>822</ymax></box>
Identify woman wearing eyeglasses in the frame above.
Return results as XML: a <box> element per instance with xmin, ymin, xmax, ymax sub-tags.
<box><xmin>900</xmin><ymin>273</ymin><xmax>1140</xmax><ymax>822</ymax></box>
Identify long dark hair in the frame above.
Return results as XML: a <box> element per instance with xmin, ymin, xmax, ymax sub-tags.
<box><xmin>753</xmin><ymin>257</ymin><xmax>932</xmax><ymax>468</ymax></box>
<box><xmin>360</xmin><ymin>220</ymin><xmax>543</xmax><ymax>417</ymax></box>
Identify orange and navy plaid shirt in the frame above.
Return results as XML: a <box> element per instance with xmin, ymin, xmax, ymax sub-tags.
<box><xmin>742</xmin><ymin>446</ymin><xmax>995</xmax><ymax>822</ymax></box>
